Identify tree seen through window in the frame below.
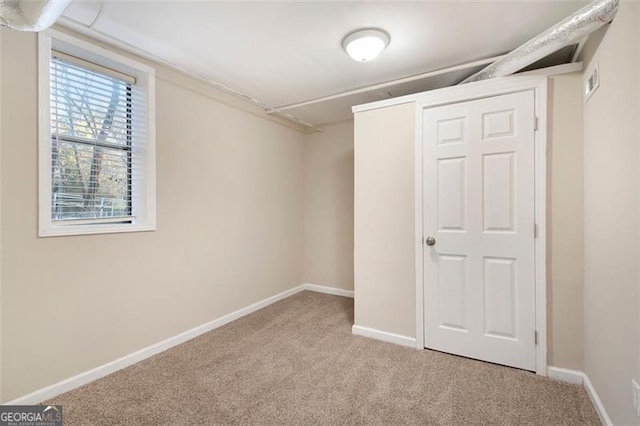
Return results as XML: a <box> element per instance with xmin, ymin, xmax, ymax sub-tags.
<box><xmin>50</xmin><ymin>56</ymin><xmax>133</xmax><ymax>221</ymax></box>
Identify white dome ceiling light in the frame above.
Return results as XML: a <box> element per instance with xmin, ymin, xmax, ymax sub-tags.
<box><xmin>342</xmin><ymin>29</ymin><xmax>390</xmax><ymax>63</ymax></box>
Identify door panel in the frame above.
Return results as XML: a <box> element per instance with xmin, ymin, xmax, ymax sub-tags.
<box><xmin>423</xmin><ymin>90</ymin><xmax>536</xmax><ymax>371</ymax></box>
<box><xmin>483</xmin><ymin>152</ymin><xmax>516</xmax><ymax>232</ymax></box>
<box><xmin>437</xmin><ymin>157</ymin><xmax>466</xmax><ymax>231</ymax></box>
<box><xmin>483</xmin><ymin>256</ymin><xmax>517</xmax><ymax>339</ymax></box>
<box><xmin>482</xmin><ymin>109</ymin><xmax>515</xmax><ymax>139</ymax></box>
<box><xmin>436</xmin><ymin>116</ymin><xmax>466</xmax><ymax>145</ymax></box>
<box><xmin>437</xmin><ymin>254</ymin><xmax>467</xmax><ymax>331</ymax></box>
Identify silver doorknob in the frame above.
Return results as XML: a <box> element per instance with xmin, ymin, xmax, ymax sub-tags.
<box><xmin>425</xmin><ymin>236</ymin><xmax>436</xmax><ymax>246</ymax></box>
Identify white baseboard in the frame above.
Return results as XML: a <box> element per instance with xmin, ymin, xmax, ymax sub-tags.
<box><xmin>547</xmin><ymin>366</ymin><xmax>584</xmax><ymax>385</ymax></box>
<box><xmin>302</xmin><ymin>283</ymin><xmax>354</xmax><ymax>298</ymax></box>
<box><xmin>352</xmin><ymin>324</ymin><xmax>416</xmax><ymax>348</ymax></box>
<box><xmin>5</xmin><ymin>283</ymin><xmax>354</xmax><ymax>405</ymax></box>
<box><xmin>547</xmin><ymin>366</ymin><xmax>612</xmax><ymax>426</ymax></box>
<box><xmin>583</xmin><ymin>372</ymin><xmax>613</xmax><ymax>426</ymax></box>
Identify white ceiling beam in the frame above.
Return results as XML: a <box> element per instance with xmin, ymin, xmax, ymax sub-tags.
<box><xmin>265</xmin><ymin>54</ymin><xmax>507</xmax><ymax>115</ymax></box>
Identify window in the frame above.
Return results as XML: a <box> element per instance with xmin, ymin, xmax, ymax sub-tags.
<box><xmin>39</xmin><ymin>30</ymin><xmax>156</xmax><ymax>236</ymax></box>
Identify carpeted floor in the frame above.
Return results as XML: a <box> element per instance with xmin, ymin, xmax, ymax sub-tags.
<box><xmin>48</xmin><ymin>291</ymin><xmax>599</xmax><ymax>425</ymax></box>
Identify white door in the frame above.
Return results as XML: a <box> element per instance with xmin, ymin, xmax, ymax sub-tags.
<box><xmin>422</xmin><ymin>90</ymin><xmax>536</xmax><ymax>371</ymax></box>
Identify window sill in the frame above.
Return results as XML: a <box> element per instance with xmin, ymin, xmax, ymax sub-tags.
<box><xmin>39</xmin><ymin>222</ymin><xmax>156</xmax><ymax>238</ymax></box>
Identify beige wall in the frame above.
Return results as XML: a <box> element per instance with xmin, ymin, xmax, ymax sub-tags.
<box><xmin>303</xmin><ymin>120</ymin><xmax>354</xmax><ymax>290</ymax></box>
<box><xmin>0</xmin><ymin>30</ymin><xmax>305</xmax><ymax>402</ymax></box>
<box><xmin>546</xmin><ymin>73</ymin><xmax>584</xmax><ymax>370</ymax></box>
<box><xmin>580</xmin><ymin>2</ymin><xmax>640</xmax><ymax>424</ymax></box>
<box><xmin>353</xmin><ymin>102</ymin><xmax>416</xmax><ymax>338</ymax></box>
<box><xmin>353</xmin><ymin>76</ymin><xmax>586</xmax><ymax>369</ymax></box>
<box><xmin>2</xmin><ymin>7</ymin><xmax>636</xmax><ymax>414</ymax></box>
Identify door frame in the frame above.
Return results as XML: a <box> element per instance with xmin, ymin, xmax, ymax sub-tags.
<box><xmin>414</xmin><ymin>76</ymin><xmax>548</xmax><ymax>376</ymax></box>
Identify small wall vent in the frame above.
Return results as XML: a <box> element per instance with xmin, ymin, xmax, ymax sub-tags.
<box><xmin>585</xmin><ymin>62</ymin><xmax>600</xmax><ymax>102</ymax></box>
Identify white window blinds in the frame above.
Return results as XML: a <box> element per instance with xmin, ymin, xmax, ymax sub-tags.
<box><xmin>49</xmin><ymin>52</ymin><xmax>148</xmax><ymax>224</ymax></box>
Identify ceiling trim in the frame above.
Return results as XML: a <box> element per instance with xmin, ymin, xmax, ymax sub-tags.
<box><xmin>55</xmin><ymin>16</ymin><xmax>323</xmax><ymax>133</ymax></box>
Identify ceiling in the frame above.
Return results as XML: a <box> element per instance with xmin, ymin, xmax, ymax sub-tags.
<box><xmin>61</xmin><ymin>1</ymin><xmax>589</xmax><ymax>128</ymax></box>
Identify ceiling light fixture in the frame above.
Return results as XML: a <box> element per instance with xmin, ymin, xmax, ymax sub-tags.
<box><xmin>342</xmin><ymin>28</ymin><xmax>390</xmax><ymax>63</ymax></box>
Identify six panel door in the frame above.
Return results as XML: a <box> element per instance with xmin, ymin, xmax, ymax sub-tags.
<box><xmin>422</xmin><ymin>90</ymin><xmax>536</xmax><ymax>371</ymax></box>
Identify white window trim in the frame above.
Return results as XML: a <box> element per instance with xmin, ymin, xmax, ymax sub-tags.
<box><xmin>38</xmin><ymin>29</ymin><xmax>156</xmax><ymax>237</ymax></box>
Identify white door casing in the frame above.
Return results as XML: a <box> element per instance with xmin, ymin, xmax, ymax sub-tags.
<box><xmin>422</xmin><ymin>90</ymin><xmax>536</xmax><ymax>371</ymax></box>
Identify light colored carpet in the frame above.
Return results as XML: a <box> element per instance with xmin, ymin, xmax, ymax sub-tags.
<box><xmin>48</xmin><ymin>291</ymin><xmax>599</xmax><ymax>425</ymax></box>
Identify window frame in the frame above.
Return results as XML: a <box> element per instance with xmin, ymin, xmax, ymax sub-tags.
<box><xmin>38</xmin><ymin>29</ymin><xmax>156</xmax><ymax>237</ymax></box>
